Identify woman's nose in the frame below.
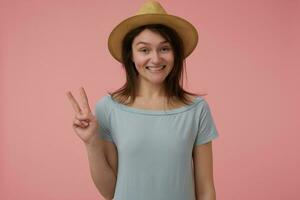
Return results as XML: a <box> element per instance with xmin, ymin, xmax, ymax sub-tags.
<box><xmin>150</xmin><ymin>51</ymin><xmax>161</xmax><ymax>64</ymax></box>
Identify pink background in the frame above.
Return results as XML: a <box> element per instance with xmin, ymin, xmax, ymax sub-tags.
<box><xmin>1</xmin><ymin>0</ymin><xmax>299</xmax><ymax>199</ymax></box>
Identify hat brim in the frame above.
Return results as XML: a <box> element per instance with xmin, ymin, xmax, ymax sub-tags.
<box><xmin>108</xmin><ymin>14</ymin><xmax>199</xmax><ymax>63</ymax></box>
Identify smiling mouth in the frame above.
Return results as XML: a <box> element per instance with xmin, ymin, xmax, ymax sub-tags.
<box><xmin>146</xmin><ymin>65</ymin><xmax>166</xmax><ymax>72</ymax></box>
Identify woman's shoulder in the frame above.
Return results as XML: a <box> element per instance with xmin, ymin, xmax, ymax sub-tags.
<box><xmin>95</xmin><ymin>94</ymin><xmax>114</xmax><ymax>112</ymax></box>
<box><xmin>186</xmin><ymin>94</ymin><xmax>198</xmax><ymax>102</ymax></box>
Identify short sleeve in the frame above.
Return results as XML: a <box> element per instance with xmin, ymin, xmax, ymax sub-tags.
<box><xmin>95</xmin><ymin>96</ymin><xmax>115</xmax><ymax>143</ymax></box>
<box><xmin>194</xmin><ymin>100</ymin><xmax>219</xmax><ymax>146</ymax></box>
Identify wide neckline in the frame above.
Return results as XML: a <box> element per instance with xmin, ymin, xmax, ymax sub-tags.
<box><xmin>107</xmin><ymin>95</ymin><xmax>203</xmax><ymax>115</ymax></box>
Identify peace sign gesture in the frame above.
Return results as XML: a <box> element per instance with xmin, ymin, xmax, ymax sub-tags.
<box><xmin>66</xmin><ymin>87</ymin><xmax>100</xmax><ymax>144</ymax></box>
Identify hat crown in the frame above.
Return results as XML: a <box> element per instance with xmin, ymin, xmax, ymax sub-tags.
<box><xmin>136</xmin><ymin>0</ymin><xmax>167</xmax><ymax>15</ymax></box>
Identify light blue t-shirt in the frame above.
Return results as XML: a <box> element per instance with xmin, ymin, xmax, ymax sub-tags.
<box><xmin>95</xmin><ymin>94</ymin><xmax>219</xmax><ymax>200</ymax></box>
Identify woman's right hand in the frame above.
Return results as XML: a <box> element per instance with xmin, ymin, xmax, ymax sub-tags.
<box><xmin>66</xmin><ymin>87</ymin><xmax>100</xmax><ymax>144</ymax></box>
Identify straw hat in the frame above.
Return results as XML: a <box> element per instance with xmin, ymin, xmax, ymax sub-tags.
<box><xmin>107</xmin><ymin>0</ymin><xmax>199</xmax><ymax>63</ymax></box>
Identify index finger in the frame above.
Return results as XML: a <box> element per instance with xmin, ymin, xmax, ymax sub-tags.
<box><xmin>79</xmin><ymin>87</ymin><xmax>92</xmax><ymax>113</ymax></box>
<box><xmin>66</xmin><ymin>91</ymin><xmax>82</xmax><ymax>114</ymax></box>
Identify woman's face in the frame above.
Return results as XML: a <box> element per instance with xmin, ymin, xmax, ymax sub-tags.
<box><xmin>131</xmin><ymin>29</ymin><xmax>174</xmax><ymax>85</ymax></box>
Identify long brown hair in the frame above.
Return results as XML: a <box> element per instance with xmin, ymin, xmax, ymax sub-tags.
<box><xmin>108</xmin><ymin>24</ymin><xmax>206</xmax><ymax>107</ymax></box>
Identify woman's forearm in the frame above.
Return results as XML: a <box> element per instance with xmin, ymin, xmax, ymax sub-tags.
<box><xmin>84</xmin><ymin>139</ymin><xmax>116</xmax><ymax>199</ymax></box>
<box><xmin>196</xmin><ymin>190</ymin><xmax>216</xmax><ymax>200</ymax></box>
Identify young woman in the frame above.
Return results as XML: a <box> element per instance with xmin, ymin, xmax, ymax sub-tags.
<box><xmin>66</xmin><ymin>1</ymin><xmax>219</xmax><ymax>200</ymax></box>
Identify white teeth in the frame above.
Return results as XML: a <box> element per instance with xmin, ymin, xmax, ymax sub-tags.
<box><xmin>146</xmin><ymin>65</ymin><xmax>166</xmax><ymax>71</ymax></box>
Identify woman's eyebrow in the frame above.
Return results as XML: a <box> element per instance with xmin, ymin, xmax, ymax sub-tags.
<box><xmin>135</xmin><ymin>40</ymin><xmax>169</xmax><ymax>46</ymax></box>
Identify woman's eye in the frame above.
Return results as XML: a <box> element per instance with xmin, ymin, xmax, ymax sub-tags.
<box><xmin>161</xmin><ymin>47</ymin><xmax>171</xmax><ymax>52</ymax></box>
<box><xmin>139</xmin><ymin>48</ymin><xmax>149</xmax><ymax>53</ymax></box>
